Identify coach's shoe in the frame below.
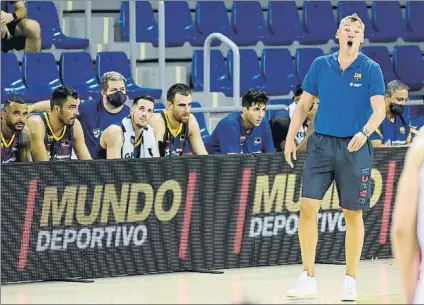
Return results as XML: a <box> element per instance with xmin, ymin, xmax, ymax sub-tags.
<box><xmin>286</xmin><ymin>271</ymin><xmax>318</xmax><ymax>298</ymax></box>
<box><xmin>341</xmin><ymin>275</ymin><xmax>357</xmax><ymax>301</ymax></box>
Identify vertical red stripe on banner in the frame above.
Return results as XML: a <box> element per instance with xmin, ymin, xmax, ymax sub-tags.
<box><xmin>18</xmin><ymin>179</ymin><xmax>38</xmax><ymax>270</ymax></box>
<box><xmin>233</xmin><ymin>168</ymin><xmax>252</xmax><ymax>254</ymax></box>
<box><xmin>379</xmin><ymin>161</ymin><xmax>397</xmax><ymax>245</ymax></box>
<box><xmin>179</xmin><ymin>172</ymin><xmax>197</xmax><ymax>260</ymax></box>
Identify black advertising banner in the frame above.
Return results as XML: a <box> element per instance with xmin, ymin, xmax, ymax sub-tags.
<box><xmin>1</xmin><ymin>149</ymin><xmax>406</xmax><ymax>284</ymax></box>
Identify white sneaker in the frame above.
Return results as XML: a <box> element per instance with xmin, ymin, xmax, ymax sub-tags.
<box><xmin>286</xmin><ymin>271</ymin><xmax>318</xmax><ymax>298</ymax></box>
<box><xmin>341</xmin><ymin>275</ymin><xmax>357</xmax><ymax>301</ymax></box>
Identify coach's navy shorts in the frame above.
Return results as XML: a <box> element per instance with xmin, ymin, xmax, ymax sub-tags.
<box><xmin>302</xmin><ymin>132</ymin><xmax>374</xmax><ymax>211</ymax></box>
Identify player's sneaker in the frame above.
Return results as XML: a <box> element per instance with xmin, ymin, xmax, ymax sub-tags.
<box><xmin>286</xmin><ymin>271</ymin><xmax>318</xmax><ymax>298</ymax></box>
<box><xmin>341</xmin><ymin>275</ymin><xmax>357</xmax><ymax>301</ymax></box>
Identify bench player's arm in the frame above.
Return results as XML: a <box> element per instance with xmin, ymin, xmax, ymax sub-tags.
<box><xmin>19</xmin><ymin>126</ymin><xmax>32</xmax><ymax>162</ymax></box>
<box><xmin>188</xmin><ymin>114</ymin><xmax>208</xmax><ymax>155</ymax></box>
<box><xmin>392</xmin><ymin>128</ymin><xmax>424</xmax><ymax>303</ymax></box>
<box><xmin>28</xmin><ymin>100</ymin><xmax>50</xmax><ymax>113</ymax></box>
<box><xmin>149</xmin><ymin>113</ymin><xmax>164</xmax><ymax>156</ymax></box>
<box><xmin>100</xmin><ymin>125</ymin><xmax>124</xmax><ymax>159</ymax></box>
<box><xmin>72</xmin><ymin>119</ymin><xmax>92</xmax><ymax>160</ymax></box>
<box><xmin>25</xmin><ymin>115</ymin><xmax>49</xmax><ymax>161</ymax></box>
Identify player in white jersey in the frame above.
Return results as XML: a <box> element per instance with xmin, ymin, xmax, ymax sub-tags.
<box><xmin>392</xmin><ymin>126</ymin><xmax>424</xmax><ymax>304</ymax></box>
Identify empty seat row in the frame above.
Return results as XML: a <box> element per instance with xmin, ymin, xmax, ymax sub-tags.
<box><xmin>120</xmin><ymin>0</ymin><xmax>424</xmax><ymax>48</ymax></box>
<box><xmin>1</xmin><ymin>52</ymin><xmax>162</xmax><ymax>103</ymax></box>
<box><xmin>191</xmin><ymin>45</ymin><xmax>424</xmax><ymax>97</ymax></box>
<box><xmin>6</xmin><ymin>1</ymin><xmax>88</xmax><ymax>50</ymax></box>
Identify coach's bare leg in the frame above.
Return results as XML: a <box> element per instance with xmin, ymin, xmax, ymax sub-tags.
<box><xmin>343</xmin><ymin>209</ymin><xmax>364</xmax><ymax>277</ymax></box>
<box><xmin>299</xmin><ymin>197</ymin><xmax>321</xmax><ymax>277</ymax></box>
<box><xmin>15</xmin><ymin>18</ymin><xmax>42</xmax><ymax>52</ymax></box>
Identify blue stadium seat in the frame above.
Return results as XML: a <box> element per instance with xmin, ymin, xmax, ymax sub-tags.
<box><xmin>1</xmin><ymin>53</ymin><xmax>28</xmax><ymax>103</ymax></box>
<box><xmin>266</xmin><ymin>99</ymin><xmax>292</xmax><ymax>120</ymax></box>
<box><xmin>191</xmin><ymin>1</ymin><xmax>231</xmax><ymax>47</ymax></box>
<box><xmin>164</xmin><ymin>1</ymin><xmax>195</xmax><ymax>47</ymax></box>
<box><xmin>403</xmin><ymin>1</ymin><xmax>424</xmax><ymax>42</ymax></box>
<box><xmin>119</xmin><ymin>1</ymin><xmax>158</xmax><ymax>46</ymax></box>
<box><xmin>60</xmin><ymin>52</ymin><xmax>100</xmax><ymax>100</ymax></box>
<box><xmin>392</xmin><ymin>46</ymin><xmax>424</xmax><ymax>91</ymax></box>
<box><xmin>191</xmin><ymin>50</ymin><xmax>232</xmax><ymax>94</ymax></box>
<box><xmin>337</xmin><ymin>1</ymin><xmax>375</xmax><ymax>39</ymax></box>
<box><xmin>154</xmin><ymin>102</ymin><xmax>166</xmax><ymax>113</ymax></box>
<box><xmin>263</xmin><ymin>1</ymin><xmax>303</xmax><ymax>46</ymax></box>
<box><xmin>300</xmin><ymin>1</ymin><xmax>337</xmax><ymax>45</ymax></box>
<box><xmin>227</xmin><ymin>49</ymin><xmax>267</xmax><ymax>97</ymax></box>
<box><xmin>96</xmin><ymin>52</ymin><xmax>162</xmax><ymax>99</ymax></box>
<box><xmin>361</xmin><ymin>46</ymin><xmax>397</xmax><ymax>84</ymax></box>
<box><xmin>22</xmin><ymin>52</ymin><xmax>63</xmax><ymax>102</ymax></box>
<box><xmin>192</xmin><ymin>101</ymin><xmax>211</xmax><ymax>145</ymax></box>
<box><xmin>25</xmin><ymin>1</ymin><xmax>89</xmax><ymax>50</ymax></box>
<box><xmin>230</xmin><ymin>1</ymin><xmax>267</xmax><ymax>46</ymax></box>
<box><xmin>295</xmin><ymin>48</ymin><xmax>325</xmax><ymax>81</ymax></box>
<box><xmin>261</xmin><ymin>48</ymin><xmax>299</xmax><ymax>96</ymax></box>
<box><xmin>369</xmin><ymin>1</ymin><xmax>407</xmax><ymax>43</ymax></box>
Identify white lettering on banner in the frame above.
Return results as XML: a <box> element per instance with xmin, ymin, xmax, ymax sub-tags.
<box><xmin>249</xmin><ymin>212</ymin><xmax>346</xmax><ymax>237</ymax></box>
<box><xmin>36</xmin><ymin>225</ymin><xmax>148</xmax><ymax>252</ymax></box>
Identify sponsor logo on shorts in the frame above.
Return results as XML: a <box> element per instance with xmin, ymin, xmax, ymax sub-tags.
<box><xmin>358</xmin><ymin>168</ymin><xmax>371</xmax><ymax>206</ymax></box>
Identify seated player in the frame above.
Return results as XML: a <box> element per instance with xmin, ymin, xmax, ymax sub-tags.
<box><xmin>99</xmin><ymin>95</ymin><xmax>159</xmax><ymax>159</ymax></box>
<box><xmin>270</xmin><ymin>85</ymin><xmax>318</xmax><ymax>152</ymax></box>
<box><xmin>150</xmin><ymin>83</ymin><xmax>208</xmax><ymax>156</ymax></box>
<box><xmin>207</xmin><ymin>89</ymin><xmax>275</xmax><ymax>154</ymax></box>
<box><xmin>1</xmin><ymin>96</ymin><xmax>32</xmax><ymax>163</ymax></box>
<box><xmin>28</xmin><ymin>71</ymin><xmax>131</xmax><ymax>159</ymax></box>
<box><xmin>26</xmin><ymin>86</ymin><xmax>92</xmax><ymax>161</ymax></box>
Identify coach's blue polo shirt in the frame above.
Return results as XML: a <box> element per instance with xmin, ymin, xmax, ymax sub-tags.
<box><xmin>302</xmin><ymin>51</ymin><xmax>385</xmax><ymax>137</ymax></box>
<box><xmin>206</xmin><ymin>111</ymin><xmax>275</xmax><ymax>154</ymax></box>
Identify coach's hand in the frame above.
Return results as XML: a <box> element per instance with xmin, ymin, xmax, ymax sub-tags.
<box><xmin>347</xmin><ymin>132</ymin><xmax>367</xmax><ymax>152</ymax></box>
<box><xmin>284</xmin><ymin>139</ymin><xmax>297</xmax><ymax>168</ymax></box>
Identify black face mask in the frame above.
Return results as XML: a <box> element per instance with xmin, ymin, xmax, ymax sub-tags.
<box><xmin>107</xmin><ymin>91</ymin><xmax>127</xmax><ymax>107</ymax></box>
<box><xmin>389</xmin><ymin>103</ymin><xmax>404</xmax><ymax>116</ymax></box>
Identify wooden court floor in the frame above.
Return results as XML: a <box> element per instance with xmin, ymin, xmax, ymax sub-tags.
<box><xmin>1</xmin><ymin>258</ymin><xmax>403</xmax><ymax>304</ymax></box>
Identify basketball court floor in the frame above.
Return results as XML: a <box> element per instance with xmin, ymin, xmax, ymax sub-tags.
<box><xmin>1</xmin><ymin>258</ymin><xmax>403</xmax><ymax>304</ymax></box>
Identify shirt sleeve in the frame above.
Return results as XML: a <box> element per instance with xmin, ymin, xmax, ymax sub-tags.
<box><xmin>301</xmin><ymin>57</ymin><xmax>320</xmax><ymax>96</ymax></box>
<box><xmin>368</xmin><ymin>63</ymin><xmax>385</xmax><ymax>98</ymax></box>
<box><xmin>217</xmin><ymin>118</ymin><xmax>242</xmax><ymax>154</ymax></box>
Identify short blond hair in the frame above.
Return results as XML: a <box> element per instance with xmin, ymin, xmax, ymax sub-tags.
<box><xmin>100</xmin><ymin>71</ymin><xmax>127</xmax><ymax>91</ymax></box>
<box><xmin>340</xmin><ymin>13</ymin><xmax>365</xmax><ymax>30</ymax></box>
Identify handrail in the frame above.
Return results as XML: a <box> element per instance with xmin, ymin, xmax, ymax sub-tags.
<box><xmin>204</xmin><ymin>33</ymin><xmax>240</xmax><ymax>106</ymax></box>
<box><xmin>84</xmin><ymin>0</ymin><xmax>91</xmax><ymax>44</ymax></box>
<box><xmin>129</xmin><ymin>0</ymin><xmax>137</xmax><ymax>79</ymax></box>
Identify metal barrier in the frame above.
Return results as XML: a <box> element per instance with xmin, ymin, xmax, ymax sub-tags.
<box><xmin>204</xmin><ymin>33</ymin><xmax>241</xmax><ymax>106</ymax></box>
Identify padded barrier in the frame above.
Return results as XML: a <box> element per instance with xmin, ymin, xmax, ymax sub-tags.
<box><xmin>1</xmin><ymin>149</ymin><xmax>405</xmax><ymax>283</ymax></box>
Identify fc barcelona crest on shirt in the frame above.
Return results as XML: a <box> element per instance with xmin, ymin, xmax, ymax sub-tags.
<box><xmin>354</xmin><ymin>73</ymin><xmax>362</xmax><ymax>80</ymax></box>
